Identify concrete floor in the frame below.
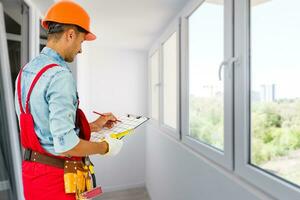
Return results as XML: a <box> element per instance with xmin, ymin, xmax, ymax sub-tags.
<box><xmin>96</xmin><ymin>187</ymin><xmax>151</xmax><ymax>200</ymax></box>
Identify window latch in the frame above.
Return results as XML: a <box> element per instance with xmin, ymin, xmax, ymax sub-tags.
<box><xmin>218</xmin><ymin>57</ymin><xmax>238</xmax><ymax>81</ymax></box>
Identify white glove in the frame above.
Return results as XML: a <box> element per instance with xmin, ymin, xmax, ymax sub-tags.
<box><xmin>101</xmin><ymin>136</ymin><xmax>123</xmax><ymax>157</ymax></box>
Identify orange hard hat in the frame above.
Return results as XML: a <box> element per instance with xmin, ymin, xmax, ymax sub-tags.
<box><xmin>42</xmin><ymin>0</ymin><xmax>96</xmax><ymax>41</ymax></box>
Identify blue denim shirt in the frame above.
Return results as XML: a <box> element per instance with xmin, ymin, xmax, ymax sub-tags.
<box><xmin>15</xmin><ymin>47</ymin><xmax>80</xmax><ymax>155</ymax></box>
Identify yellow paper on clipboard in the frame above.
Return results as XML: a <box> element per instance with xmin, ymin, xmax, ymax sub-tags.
<box><xmin>90</xmin><ymin>114</ymin><xmax>149</xmax><ymax>141</ymax></box>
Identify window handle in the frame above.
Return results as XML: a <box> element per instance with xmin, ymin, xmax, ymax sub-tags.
<box><xmin>218</xmin><ymin>57</ymin><xmax>238</xmax><ymax>81</ymax></box>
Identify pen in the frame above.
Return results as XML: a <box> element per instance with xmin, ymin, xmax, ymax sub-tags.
<box><xmin>93</xmin><ymin>111</ymin><xmax>122</xmax><ymax>123</ymax></box>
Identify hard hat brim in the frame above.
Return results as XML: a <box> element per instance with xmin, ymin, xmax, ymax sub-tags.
<box><xmin>41</xmin><ymin>20</ymin><xmax>97</xmax><ymax>41</ymax></box>
<box><xmin>85</xmin><ymin>32</ymin><xmax>96</xmax><ymax>41</ymax></box>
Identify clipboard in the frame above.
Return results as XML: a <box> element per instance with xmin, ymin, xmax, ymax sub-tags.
<box><xmin>90</xmin><ymin>114</ymin><xmax>149</xmax><ymax>141</ymax></box>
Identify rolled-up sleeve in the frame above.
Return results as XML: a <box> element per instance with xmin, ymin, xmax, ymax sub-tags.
<box><xmin>46</xmin><ymin>69</ymin><xmax>80</xmax><ymax>153</ymax></box>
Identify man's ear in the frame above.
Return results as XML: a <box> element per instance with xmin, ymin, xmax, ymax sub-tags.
<box><xmin>65</xmin><ymin>28</ymin><xmax>76</xmax><ymax>41</ymax></box>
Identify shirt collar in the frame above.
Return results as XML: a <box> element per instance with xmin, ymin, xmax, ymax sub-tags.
<box><xmin>41</xmin><ymin>47</ymin><xmax>69</xmax><ymax>69</ymax></box>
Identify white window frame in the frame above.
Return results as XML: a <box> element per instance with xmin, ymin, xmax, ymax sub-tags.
<box><xmin>159</xmin><ymin>19</ymin><xmax>181</xmax><ymax>140</ymax></box>
<box><xmin>181</xmin><ymin>0</ymin><xmax>234</xmax><ymax>170</ymax></box>
<box><xmin>6</xmin><ymin>33</ymin><xmax>22</xmax><ymax>41</ymax></box>
<box><xmin>148</xmin><ymin>18</ymin><xmax>181</xmax><ymax>140</ymax></box>
<box><xmin>5</xmin><ymin>1</ymin><xmax>30</xmax><ymax>66</ymax></box>
<box><xmin>148</xmin><ymin>47</ymin><xmax>161</xmax><ymax>126</ymax></box>
<box><xmin>24</xmin><ymin>0</ymin><xmax>42</xmax><ymax>59</ymax></box>
<box><xmin>0</xmin><ymin>3</ymin><xmax>23</xmax><ymax>200</ymax></box>
<box><xmin>234</xmin><ymin>0</ymin><xmax>300</xmax><ymax>199</ymax></box>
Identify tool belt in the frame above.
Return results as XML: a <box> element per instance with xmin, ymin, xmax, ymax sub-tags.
<box><xmin>23</xmin><ymin>149</ymin><xmax>95</xmax><ymax>197</ymax></box>
<box><xmin>23</xmin><ymin>148</ymin><xmax>67</xmax><ymax>168</ymax></box>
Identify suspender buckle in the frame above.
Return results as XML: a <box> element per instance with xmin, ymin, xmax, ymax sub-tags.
<box><xmin>24</xmin><ymin>149</ymin><xmax>32</xmax><ymax>161</ymax></box>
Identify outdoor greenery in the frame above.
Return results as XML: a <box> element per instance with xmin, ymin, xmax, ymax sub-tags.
<box><xmin>251</xmin><ymin>99</ymin><xmax>300</xmax><ymax>165</ymax></box>
<box><xmin>190</xmin><ymin>95</ymin><xmax>224</xmax><ymax>150</ymax></box>
<box><xmin>190</xmin><ymin>95</ymin><xmax>300</xmax><ymax>165</ymax></box>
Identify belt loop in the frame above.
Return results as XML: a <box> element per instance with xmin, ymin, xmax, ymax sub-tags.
<box><xmin>24</xmin><ymin>149</ymin><xmax>32</xmax><ymax>161</ymax></box>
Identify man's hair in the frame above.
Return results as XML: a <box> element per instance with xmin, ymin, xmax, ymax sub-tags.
<box><xmin>47</xmin><ymin>22</ymin><xmax>87</xmax><ymax>41</ymax></box>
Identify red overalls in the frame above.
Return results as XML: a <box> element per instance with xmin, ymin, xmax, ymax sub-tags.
<box><xmin>17</xmin><ymin>64</ymin><xmax>91</xmax><ymax>200</ymax></box>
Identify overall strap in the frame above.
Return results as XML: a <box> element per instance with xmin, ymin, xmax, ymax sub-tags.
<box><xmin>17</xmin><ymin>66</ymin><xmax>25</xmax><ymax>114</ymax></box>
<box><xmin>17</xmin><ymin>63</ymin><xmax>59</xmax><ymax>114</ymax></box>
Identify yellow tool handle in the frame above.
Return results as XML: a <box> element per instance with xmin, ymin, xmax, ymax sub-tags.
<box><xmin>88</xmin><ymin>165</ymin><xmax>95</xmax><ymax>174</ymax></box>
<box><xmin>110</xmin><ymin>129</ymin><xmax>133</xmax><ymax>139</ymax></box>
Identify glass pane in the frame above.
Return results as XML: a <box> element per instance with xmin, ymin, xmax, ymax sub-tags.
<box><xmin>188</xmin><ymin>0</ymin><xmax>224</xmax><ymax>150</ymax></box>
<box><xmin>150</xmin><ymin>51</ymin><xmax>160</xmax><ymax>120</ymax></box>
<box><xmin>251</xmin><ymin>0</ymin><xmax>300</xmax><ymax>186</ymax></box>
<box><xmin>1</xmin><ymin>0</ymin><xmax>22</xmax><ymax>35</ymax></box>
<box><xmin>162</xmin><ymin>32</ymin><xmax>177</xmax><ymax>129</ymax></box>
<box><xmin>7</xmin><ymin>40</ymin><xmax>21</xmax><ymax>91</ymax></box>
<box><xmin>4</xmin><ymin>12</ymin><xmax>21</xmax><ymax>35</ymax></box>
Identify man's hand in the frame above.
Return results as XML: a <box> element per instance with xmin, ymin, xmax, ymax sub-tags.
<box><xmin>89</xmin><ymin>112</ymin><xmax>118</xmax><ymax>132</ymax></box>
<box><xmin>100</xmin><ymin>136</ymin><xmax>123</xmax><ymax>157</ymax></box>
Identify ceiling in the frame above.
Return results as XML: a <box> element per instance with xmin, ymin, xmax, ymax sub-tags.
<box><xmin>74</xmin><ymin>0</ymin><xmax>191</xmax><ymax>51</ymax></box>
<box><xmin>14</xmin><ymin>0</ymin><xmax>271</xmax><ymax>51</ymax></box>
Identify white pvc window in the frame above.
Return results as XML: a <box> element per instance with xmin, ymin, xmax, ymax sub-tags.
<box><xmin>250</xmin><ymin>0</ymin><xmax>300</xmax><ymax>185</ymax></box>
<box><xmin>150</xmin><ymin>50</ymin><xmax>160</xmax><ymax>121</ymax></box>
<box><xmin>148</xmin><ymin>19</ymin><xmax>180</xmax><ymax>138</ymax></box>
<box><xmin>162</xmin><ymin>32</ymin><xmax>178</xmax><ymax>130</ymax></box>
<box><xmin>189</xmin><ymin>1</ymin><xmax>224</xmax><ymax>150</ymax></box>
<box><xmin>0</xmin><ymin>3</ymin><xmax>23</xmax><ymax>199</ymax></box>
<box><xmin>235</xmin><ymin>0</ymin><xmax>300</xmax><ymax>199</ymax></box>
<box><xmin>181</xmin><ymin>0</ymin><xmax>234</xmax><ymax>169</ymax></box>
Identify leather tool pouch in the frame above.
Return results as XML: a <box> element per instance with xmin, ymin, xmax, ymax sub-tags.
<box><xmin>64</xmin><ymin>160</ymin><xmax>89</xmax><ymax>194</ymax></box>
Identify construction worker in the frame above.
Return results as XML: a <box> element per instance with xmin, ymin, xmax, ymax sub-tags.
<box><xmin>14</xmin><ymin>1</ymin><xmax>123</xmax><ymax>199</ymax></box>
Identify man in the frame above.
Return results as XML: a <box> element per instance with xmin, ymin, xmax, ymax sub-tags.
<box><xmin>14</xmin><ymin>1</ymin><xmax>123</xmax><ymax>199</ymax></box>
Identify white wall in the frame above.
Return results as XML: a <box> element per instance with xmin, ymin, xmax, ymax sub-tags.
<box><xmin>77</xmin><ymin>44</ymin><xmax>148</xmax><ymax>192</ymax></box>
<box><xmin>29</xmin><ymin>0</ymin><xmax>53</xmax><ymax>14</ymax></box>
<box><xmin>146</xmin><ymin>125</ymin><xmax>275</xmax><ymax>200</ymax></box>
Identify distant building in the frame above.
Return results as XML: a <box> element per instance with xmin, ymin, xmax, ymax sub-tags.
<box><xmin>260</xmin><ymin>84</ymin><xmax>276</xmax><ymax>102</ymax></box>
<box><xmin>201</xmin><ymin>84</ymin><xmax>223</xmax><ymax>98</ymax></box>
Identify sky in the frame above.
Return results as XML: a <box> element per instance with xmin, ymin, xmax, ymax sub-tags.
<box><xmin>189</xmin><ymin>1</ymin><xmax>223</xmax><ymax>97</ymax></box>
<box><xmin>251</xmin><ymin>0</ymin><xmax>300</xmax><ymax>99</ymax></box>
<box><xmin>189</xmin><ymin>0</ymin><xmax>300</xmax><ymax>100</ymax></box>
